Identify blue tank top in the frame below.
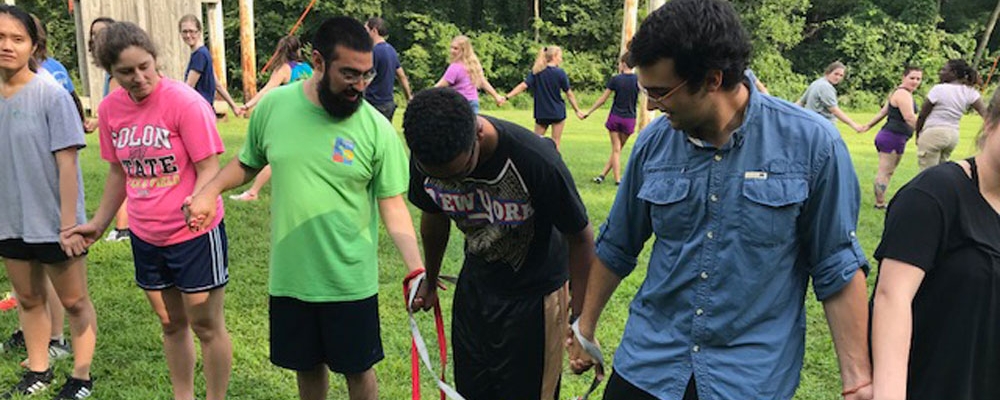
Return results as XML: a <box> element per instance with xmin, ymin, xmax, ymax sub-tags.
<box><xmin>288</xmin><ymin>62</ymin><xmax>313</xmax><ymax>82</ymax></box>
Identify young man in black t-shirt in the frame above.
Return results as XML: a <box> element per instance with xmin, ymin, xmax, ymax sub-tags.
<box><xmin>403</xmin><ymin>88</ymin><xmax>595</xmax><ymax>400</ymax></box>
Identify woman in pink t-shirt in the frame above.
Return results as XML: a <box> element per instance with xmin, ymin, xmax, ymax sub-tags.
<box><xmin>69</xmin><ymin>22</ymin><xmax>232</xmax><ymax>400</ymax></box>
<box><xmin>434</xmin><ymin>35</ymin><xmax>504</xmax><ymax>114</ymax></box>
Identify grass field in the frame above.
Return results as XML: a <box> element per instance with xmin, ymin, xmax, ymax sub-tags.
<box><xmin>0</xmin><ymin>108</ymin><xmax>984</xmax><ymax>399</ymax></box>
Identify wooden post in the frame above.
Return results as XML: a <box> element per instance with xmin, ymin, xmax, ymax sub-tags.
<box><xmin>72</xmin><ymin>0</ymin><xmax>89</xmax><ymax>98</ymax></box>
<box><xmin>638</xmin><ymin>0</ymin><xmax>668</xmax><ymax>131</ymax></box>
<box><xmin>239</xmin><ymin>0</ymin><xmax>258</xmax><ymax>99</ymax></box>
<box><xmin>534</xmin><ymin>0</ymin><xmax>540</xmax><ymax>42</ymax></box>
<box><xmin>2</xmin><ymin>0</ymin><xmax>14</xmax><ymax>5</ymax></box>
<box><xmin>206</xmin><ymin>0</ymin><xmax>228</xmax><ymax>89</ymax></box>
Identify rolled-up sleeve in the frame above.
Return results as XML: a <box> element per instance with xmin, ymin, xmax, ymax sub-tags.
<box><xmin>800</xmin><ymin>133</ymin><xmax>869</xmax><ymax>300</ymax></box>
<box><xmin>595</xmin><ymin>136</ymin><xmax>654</xmax><ymax>278</ymax></box>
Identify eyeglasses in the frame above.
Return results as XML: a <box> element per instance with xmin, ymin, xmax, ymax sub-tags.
<box><xmin>340</xmin><ymin>68</ymin><xmax>377</xmax><ymax>85</ymax></box>
<box><xmin>415</xmin><ymin>140</ymin><xmax>480</xmax><ymax>181</ymax></box>
<box><xmin>642</xmin><ymin>80</ymin><xmax>688</xmax><ymax>106</ymax></box>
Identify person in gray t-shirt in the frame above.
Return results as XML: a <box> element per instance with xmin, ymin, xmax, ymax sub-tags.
<box><xmin>797</xmin><ymin>61</ymin><xmax>864</xmax><ymax>132</ymax></box>
<box><xmin>0</xmin><ymin>5</ymin><xmax>97</xmax><ymax>398</ymax></box>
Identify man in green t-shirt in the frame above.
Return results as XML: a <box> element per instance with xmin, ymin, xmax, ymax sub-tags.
<box><xmin>186</xmin><ymin>17</ymin><xmax>423</xmax><ymax>400</ymax></box>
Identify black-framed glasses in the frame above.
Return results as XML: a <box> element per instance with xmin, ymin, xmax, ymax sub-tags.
<box><xmin>642</xmin><ymin>80</ymin><xmax>688</xmax><ymax>106</ymax></box>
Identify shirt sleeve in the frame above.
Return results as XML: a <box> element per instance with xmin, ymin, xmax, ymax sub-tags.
<box><xmin>238</xmin><ymin>98</ymin><xmax>269</xmax><ymax>169</ymax></box>
<box><xmin>189</xmin><ymin>49</ymin><xmax>210</xmax><ymax>74</ymax></box>
<box><xmin>606</xmin><ymin>75</ymin><xmax>616</xmax><ymax>91</ymax></box>
<box><xmin>926</xmin><ymin>85</ymin><xmax>942</xmax><ymax>104</ymax></box>
<box><xmin>800</xmin><ymin>130</ymin><xmax>869</xmax><ymax>301</ymax></box>
<box><xmin>407</xmin><ymin>161</ymin><xmax>443</xmax><ymax>213</ymax></box>
<box><xmin>372</xmin><ymin>118</ymin><xmax>409</xmax><ymax>198</ymax></box>
<box><xmin>177</xmin><ymin>98</ymin><xmax>225</xmax><ymax>163</ymax></box>
<box><xmin>443</xmin><ymin>63</ymin><xmax>460</xmax><ymax>85</ymax></box>
<box><xmin>873</xmin><ymin>186</ymin><xmax>947</xmax><ymax>272</ymax></box>
<box><xmin>535</xmin><ymin>144</ymin><xmax>588</xmax><ymax>234</ymax></box>
<box><xmin>594</xmin><ymin>132</ymin><xmax>655</xmax><ymax>278</ymax></box>
<box><xmin>560</xmin><ymin>69</ymin><xmax>571</xmax><ymax>92</ymax></box>
<box><xmin>525</xmin><ymin>72</ymin><xmax>536</xmax><ymax>89</ymax></box>
<box><xmin>47</xmin><ymin>88</ymin><xmax>86</xmax><ymax>153</ymax></box>
<box><xmin>97</xmin><ymin>100</ymin><xmax>119</xmax><ymax>163</ymax></box>
<box><xmin>818</xmin><ymin>83</ymin><xmax>838</xmax><ymax>109</ymax></box>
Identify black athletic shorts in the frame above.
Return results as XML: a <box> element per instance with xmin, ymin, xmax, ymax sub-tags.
<box><xmin>535</xmin><ymin>117</ymin><xmax>565</xmax><ymax>127</ymax></box>
<box><xmin>603</xmin><ymin>370</ymin><xmax>699</xmax><ymax>400</ymax></box>
<box><xmin>452</xmin><ymin>277</ymin><xmax>568</xmax><ymax>400</ymax></box>
<box><xmin>0</xmin><ymin>239</ymin><xmax>75</xmax><ymax>264</ymax></box>
<box><xmin>269</xmin><ymin>294</ymin><xmax>383</xmax><ymax>374</ymax></box>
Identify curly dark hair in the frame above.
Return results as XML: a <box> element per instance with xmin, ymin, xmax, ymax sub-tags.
<box><xmin>943</xmin><ymin>59</ymin><xmax>980</xmax><ymax>87</ymax></box>
<box><xmin>403</xmin><ymin>88</ymin><xmax>477</xmax><ymax>166</ymax></box>
<box><xmin>628</xmin><ymin>0</ymin><xmax>751</xmax><ymax>92</ymax></box>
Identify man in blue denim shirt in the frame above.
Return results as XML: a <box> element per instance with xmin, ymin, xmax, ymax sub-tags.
<box><xmin>567</xmin><ymin>1</ymin><xmax>873</xmax><ymax>399</ymax></box>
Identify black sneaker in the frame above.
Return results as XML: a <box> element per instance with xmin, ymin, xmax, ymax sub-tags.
<box><xmin>1</xmin><ymin>369</ymin><xmax>53</xmax><ymax>398</ymax></box>
<box><xmin>53</xmin><ymin>377</ymin><xmax>92</xmax><ymax>400</ymax></box>
<box><xmin>0</xmin><ymin>330</ymin><xmax>25</xmax><ymax>353</ymax></box>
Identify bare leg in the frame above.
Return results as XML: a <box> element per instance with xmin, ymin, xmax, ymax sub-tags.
<box><xmin>45</xmin><ymin>256</ymin><xmax>97</xmax><ymax>379</ymax></box>
<box><xmin>296</xmin><ymin>365</ymin><xmax>329</xmax><ymax>400</ymax></box>
<box><xmin>534</xmin><ymin>124</ymin><xmax>548</xmax><ymax>137</ymax></box>
<box><xmin>44</xmin><ymin>278</ymin><xmax>64</xmax><ymax>341</ymax></box>
<box><xmin>183</xmin><ymin>288</ymin><xmax>232</xmax><ymax>400</ymax></box>
<box><xmin>549</xmin><ymin>121</ymin><xmax>566</xmax><ymax>150</ymax></box>
<box><xmin>6</xmin><ymin>259</ymin><xmax>51</xmax><ymax>373</ymax></box>
<box><xmin>146</xmin><ymin>289</ymin><xmax>195</xmax><ymax>400</ymax></box>
<box><xmin>345</xmin><ymin>369</ymin><xmax>377</xmax><ymax>400</ymax></box>
<box><xmin>114</xmin><ymin>202</ymin><xmax>129</xmax><ymax>230</ymax></box>
<box><xmin>874</xmin><ymin>151</ymin><xmax>902</xmax><ymax>207</ymax></box>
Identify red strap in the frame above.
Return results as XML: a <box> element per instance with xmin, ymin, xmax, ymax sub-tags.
<box><xmin>434</xmin><ymin>305</ymin><xmax>447</xmax><ymax>400</ymax></box>
<box><xmin>403</xmin><ymin>269</ymin><xmax>451</xmax><ymax>400</ymax></box>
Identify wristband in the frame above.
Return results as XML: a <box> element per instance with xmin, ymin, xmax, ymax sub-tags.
<box><xmin>59</xmin><ymin>224</ymin><xmax>77</xmax><ymax>232</ymax></box>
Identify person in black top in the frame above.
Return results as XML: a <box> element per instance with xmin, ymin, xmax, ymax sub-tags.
<box><xmin>870</xmin><ymin>87</ymin><xmax>1000</xmax><ymax>399</ymax></box>
<box><xmin>501</xmin><ymin>45</ymin><xmax>585</xmax><ymax>150</ymax></box>
<box><xmin>582</xmin><ymin>53</ymin><xmax>640</xmax><ymax>185</ymax></box>
<box><xmin>404</xmin><ymin>88</ymin><xmax>595</xmax><ymax>400</ymax></box>
<box><xmin>860</xmin><ymin>66</ymin><xmax>923</xmax><ymax>208</ymax></box>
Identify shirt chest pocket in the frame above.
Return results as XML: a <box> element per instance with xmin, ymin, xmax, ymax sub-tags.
<box><xmin>638</xmin><ymin>175</ymin><xmax>695</xmax><ymax>242</ymax></box>
<box><xmin>740</xmin><ymin>177</ymin><xmax>809</xmax><ymax>246</ymax></box>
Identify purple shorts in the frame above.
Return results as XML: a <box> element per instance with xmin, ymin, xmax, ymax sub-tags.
<box><xmin>605</xmin><ymin>114</ymin><xmax>636</xmax><ymax>135</ymax></box>
<box><xmin>874</xmin><ymin>128</ymin><xmax>910</xmax><ymax>154</ymax></box>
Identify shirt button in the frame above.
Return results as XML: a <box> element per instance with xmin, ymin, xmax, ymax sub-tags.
<box><xmin>706</xmin><ymin>231</ymin><xmax>714</xmax><ymax>239</ymax></box>
<box><xmin>710</xmin><ymin>194</ymin><xmax>719</xmax><ymax>202</ymax></box>
<box><xmin>713</xmin><ymin>154</ymin><xmax>723</xmax><ymax>162</ymax></box>
<box><xmin>692</xmin><ymin>345</ymin><xmax>700</xmax><ymax>352</ymax></box>
<box><xmin>700</xmin><ymin>271</ymin><xmax>709</xmax><ymax>280</ymax></box>
<box><xmin>696</xmin><ymin>308</ymin><xmax>704</xmax><ymax>316</ymax></box>
<box><xmin>850</xmin><ymin>231</ymin><xmax>857</xmax><ymax>238</ymax></box>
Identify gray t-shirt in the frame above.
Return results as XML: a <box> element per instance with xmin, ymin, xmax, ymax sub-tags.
<box><xmin>923</xmin><ymin>83</ymin><xmax>981</xmax><ymax>130</ymax></box>
<box><xmin>801</xmin><ymin>77</ymin><xmax>838</xmax><ymax>121</ymax></box>
<box><xmin>0</xmin><ymin>75</ymin><xmax>87</xmax><ymax>243</ymax></box>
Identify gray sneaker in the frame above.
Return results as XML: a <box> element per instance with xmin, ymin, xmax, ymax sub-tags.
<box><xmin>0</xmin><ymin>330</ymin><xmax>24</xmax><ymax>353</ymax></box>
<box><xmin>47</xmin><ymin>339</ymin><xmax>71</xmax><ymax>361</ymax></box>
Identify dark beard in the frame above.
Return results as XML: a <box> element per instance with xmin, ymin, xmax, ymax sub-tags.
<box><xmin>317</xmin><ymin>74</ymin><xmax>362</xmax><ymax>118</ymax></box>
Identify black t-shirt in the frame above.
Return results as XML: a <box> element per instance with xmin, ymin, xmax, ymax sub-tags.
<box><xmin>873</xmin><ymin>161</ymin><xmax>1000</xmax><ymax>399</ymax></box>
<box><xmin>408</xmin><ymin>116</ymin><xmax>589</xmax><ymax>296</ymax></box>
<box><xmin>606</xmin><ymin>73</ymin><xmax>639</xmax><ymax>119</ymax></box>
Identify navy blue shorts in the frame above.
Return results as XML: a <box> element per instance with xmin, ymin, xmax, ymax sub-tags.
<box><xmin>535</xmin><ymin>117</ymin><xmax>565</xmax><ymax>127</ymax></box>
<box><xmin>130</xmin><ymin>221</ymin><xmax>228</xmax><ymax>293</ymax></box>
<box><xmin>269</xmin><ymin>295</ymin><xmax>384</xmax><ymax>374</ymax></box>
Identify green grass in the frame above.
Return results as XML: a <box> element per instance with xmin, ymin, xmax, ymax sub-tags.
<box><xmin>0</xmin><ymin>109</ymin><xmax>983</xmax><ymax>399</ymax></box>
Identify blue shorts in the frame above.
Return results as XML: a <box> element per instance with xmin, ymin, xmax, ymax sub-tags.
<box><xmin>130</xmin><ymin>221</ymin><xmax>229</xmax><ymax>293</ymax></box>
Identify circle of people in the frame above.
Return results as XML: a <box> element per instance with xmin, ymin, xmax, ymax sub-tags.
<box><xmin>0</xmin><ymin>1</ymin><xmax>997</xmax><ymax>400</ymax></box>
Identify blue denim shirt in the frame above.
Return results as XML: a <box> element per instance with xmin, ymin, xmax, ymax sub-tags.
<box><xmin>595</xmin><ymin>81</ymin><xmax>868</xmax><ymax>399</ymax></box>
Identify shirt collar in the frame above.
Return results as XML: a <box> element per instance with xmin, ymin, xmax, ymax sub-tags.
<box><xmin>684</xmin><ymin>72</ymin><xmax>761</xmax><ymax>150</ymax></box>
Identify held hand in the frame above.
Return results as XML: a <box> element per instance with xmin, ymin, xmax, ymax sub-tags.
<box><xmin>565</xmin><ymin>324</ymin><xmax>600</xmax><ymax>375</ymax></box>
<box><xmin>58</xmin><ymin>231</ymin><xmax>88</xmax><ymax>258</ymax></box>
<box><xmin>496</xmin><ymin>96</ymin><xmax>507</xmax><ymax>107</ymax></box>
<box><xmin>233</xmin><ymin>107</ymin><xmax>247</xmax><ymax>118</ymax></box>
<box><xmin>83</xmin><ymin>119</ymin><xmax>99</xmax><ymax>133</ymax></box>
<box><xmin>65</xmin><ymin>222</ymin><xmax>104</xmax><ymax>249</ymax></box>
<box><xmin>185</xmin><ymin>193</ymin><xmax>216</xmax><ymax>232</ymax></box>
<box><xmin>409</xmin><ymin>278</ymin><xmax>439</xmax><ymax>312</ymax></box>
<box><xmin>576</xmin><ymin>111</ymin><xmax>587</xmax><ymax>120</ymax></box>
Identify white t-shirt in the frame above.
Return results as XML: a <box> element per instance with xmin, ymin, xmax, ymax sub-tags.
<box><xmin>924</xmin><ymin>83</ymin><xmax>981</xmax><ymax>130</ymax></box>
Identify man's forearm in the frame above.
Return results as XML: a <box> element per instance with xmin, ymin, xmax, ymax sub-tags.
<box><xmin>201</xmin><ymin>156</ymin><xmax>260</xmax><ymax>197</ymax></box>
<box><xmin>822</xmin><ymin>271</ymin><xmax>872</xmax><ymax>389</ymax></box>
<box><xmin>566</xmin><ymin>224</ymin><xmax>595</xmax><ymax>319</ymax></box>
<box><xmin>578</xmin><ymin>258</ymin><xmax>623</xmax><ymax>339</ymax></box>
<box><xmin>419</xmin><ymin>212</ymin><xmax>451</xmax><ymax>280</ymax></box>
<box><xmin>378</xmin><ymin>195</ymin><xmax>423</xmax><ymax>273</ymax></box>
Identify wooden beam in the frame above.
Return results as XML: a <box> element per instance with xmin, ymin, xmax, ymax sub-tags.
<box><xmin>2</xmin><ymin>0</ymin><xmax>14</xmax><ymax>5</ymax></box>
<box><xmin>72</xmin><ymin>0</ymin><xmax>90</xmax><ymax>99</ymax></box>
<box><xmin>207</xmin><ymin>0</ymin><xmax>227</xmax><ymax>89</ymax></box>
<box><xmin>638</xmin><ymin>0</ymin><xmax>668</xmax><ymax>131</ymax></box>
<box><xmin>239</xmin><ymin>0</ymin><xmax>257</xmax><ymax>99</ymax></box>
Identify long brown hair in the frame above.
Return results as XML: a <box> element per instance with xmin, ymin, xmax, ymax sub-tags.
<box><xmin>450</xmin><ymin>35</ymin><xmax>485</xmax><ymax>88</ymax></box>
<box><xmin>271</xmin><ymin>35</ymin><xmax>304</xmax><ymax>73</ymax></box>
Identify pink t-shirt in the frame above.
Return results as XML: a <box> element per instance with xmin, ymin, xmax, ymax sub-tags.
<box><xmin>98</xmin><ymin>78</ymin><xmax>224</xmax><ymax>246</ymax></box>
<box><xmin>442</xmin><ymin>62</ymin><xmax>479</xmax><ymax>102</ymax></box>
